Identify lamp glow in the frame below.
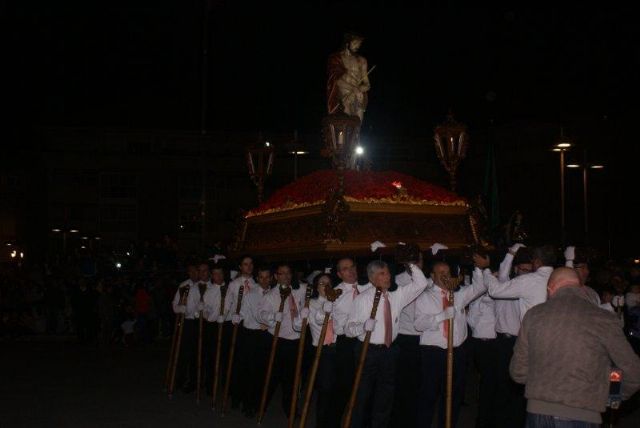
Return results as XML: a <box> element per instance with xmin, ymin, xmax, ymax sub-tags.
<box><xmin>556</xmin><ymin>142</ymin><xmax>572</xmax><ymax>148</ymax></box>
<box><xmin>69</xmin><ymin>229</ymin><xmax>79</xmax><ymax>233</ymax></box>
<box><xmin>567</xmin><ymin>164</ymin><xmax>581</xmax><ymax>168</ymax></box>
<box><xmin>590</xmin><ymin>165</ymin><xmax>604</xmax><ymax>169</ymax></box>
<box><xmin>52</xmin><ymin>229</ymin><xmax>61</xmax><ymax>233</ymax></box>
<box><xmin>355</xmin><ymin>146</ymin><xmax>364</xmax><ymax>155</ymax></box>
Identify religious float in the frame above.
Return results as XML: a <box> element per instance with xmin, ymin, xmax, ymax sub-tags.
<box><xmin>232</xmin><ymin>33</ymin><xmax>480</xmax><ymax>261</ymax></box>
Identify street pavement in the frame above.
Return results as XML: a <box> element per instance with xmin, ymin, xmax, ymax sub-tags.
<box><xmin>1</xmin><ymin>339</ymin><xmax>638</xmax><ymax>427</ymax></box>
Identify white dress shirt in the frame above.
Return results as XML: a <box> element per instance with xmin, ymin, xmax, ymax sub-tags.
<box><xmin>395</xmin><ymin>271</ymin><xmax>422</xmax><ymax>336</ymax></box>
<box><xmin>494</xmin><ymin>252</ymin><xmax>523</xmax><ymax>336</ymax></box>
<box><xmin>240</xmin><ymin>285</ymin><xmax>272</xmax><ymax>330</ymax></box>
<box><xmin>258</xmin><ymin>284</ymin><xmax>308</xmax><ymax>340</ymax></box>
<box><xmin>467</xmin><ymin>293</ymin><xmax>497</xmax><ymax>339</ymax></box>
<box><xmin>204</xmin><ymin>283</ymin><xmax>228</xmax><ymax>322</ymax></box>
<box><xmin>333</xmin><ymin>281</ymin><xmax>373</xmax><ymax>336</ymax></box>
<box><xmin>345</xmin><ymin>265</ymin><xmax>429</xmax><ymax>344</ymax></box>
<box><xmin>225</xmin><ymin>275</ymin><xmax>258</xmax><ymax>321</ymax></box>
<box><xmin>485</xmin><ymin>266</ymin><xmax>552</xmax><ymax>321</ymax></box>
<box><xmin>293</xmin><ymin>297</ymin><xmax>336</xmax><ymax>347</ymax></box>
<box><xmin>173</xmin><ymin>281</ymin><xmax>217</xmax><ymax>320</ymax></box>
<box><xmin>414</xmin><ymin>267</ymin><xmax>487</xmax><ymax>348</ymax></box>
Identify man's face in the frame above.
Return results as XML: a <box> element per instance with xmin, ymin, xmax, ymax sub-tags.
<box><xmin>515</xmin><ymin>263</ymin><xmax>533</xmax><ymax>276</ymax></box>
<box><xmin>431</xmin><ymin>263</ymin><xmax>451</xmax><ymax>288</ymax></box>
<box><xmin>197</xmin><ymin>264</ymin><xmax>210</xmax><ymax>282</ymax></box>
<box><xmin>369</xmin><ymin>267</ymin><xmax>391</xmax><ymax>290</ymax></box>
<box><xmin>188</xmin><ymin>266</ymin><xmax>198</xmax><ymax>282</ymax></box>
<box><xmin>317</xmin><ymin>275</ymin><xmax>332</xmax><ymax>297</ymax></box>
<box><xmin>240</xmin><ymin>257</ymin><xmax>254</xmax><ymax>276</ymax></box>
<box><xmin>575</xmin><ymin>263</ymin><xmax>589</xmax><ymax>285</ymax></box>
<box><xmin>211</xmin><ymin>269</ymin><xmax>224</xmax><ymax>285</ymax></box>
<box><xmin>257</xmin><ymin>270</ymin><xmax>271</xmax><ymax>289</ymax></box>
<box><xmin>275</xmin><ymin>266</ymin><xmax>292</xmax><ymax>287</ymax></box>
<box><xmin>348</xmin><ymin>38</ymin><xmax>362</xmax><ymax>53</ymax></box>
<box><xmin>337</xmin><ymin>259</ymin><xmax>358</xmax><ymax>284</ymax></box>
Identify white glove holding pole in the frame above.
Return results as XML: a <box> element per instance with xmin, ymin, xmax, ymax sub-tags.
<box><xmin>216</xmin><ymin>315</ymin><xmax>225</xmax><ymax>324</ymax></box>
<box><xmin>364</xmin><ymin>318</ymin><xmax>377</xmax><ymax>332</ymax></box>
<box><xmin>612</xmin><ymin>295</ymin><xmax>625</xmax><ymax>307</ymax></box>
<box><xmin>300</xmin><ymin>307</ymin><xmax>310</xmax><ymax>319</ymax></box>
<box><xmin>231</xmin><ymin>314</ymin><xmax>242</xmax><ymax>325</ymax></box>
<box><xmin>509</xmin><ymin>243</ymin><xmax>525</xmax><ymax>255</ymax></box>
<box><xmin>435</xmin><ymin>307</ymin><xmax>455</xmax><ymax>323</ymax></box>
<box><xmin>274</xmin><ymin>312</ymin><xmax>283</xmax><ymax>323</ymax></box>
<box><xmin>175</xmin><ymin>305</ymin><xmax>186</xmax><ymax>314</ymax></box>
<box><xmin>197</xmin><ymin>302</ymin><xmax>204</xmax><ymax>312</ymax></box>
<box><xmin>322</xmin><ymin>301</ymin><xmax>333</xmax><ymax>313</ymax></box>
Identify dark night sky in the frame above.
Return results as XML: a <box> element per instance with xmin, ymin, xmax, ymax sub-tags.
<box><xmin>6</xmin><ymin>2</ymin><xmax>640</xmax><ymax>256</ymax></box>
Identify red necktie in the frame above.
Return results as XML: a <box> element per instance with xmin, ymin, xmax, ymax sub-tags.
<box><xmin>244</xmin><ymin>279</ymin><xmax>250</xmax><ymax>292</ymax></box>
<box><xmin>289</xmin><ymin>293</ymin><xmax>298</xmax><ymax>322</ymax></box>
<box><xmin>324</xmin><ymin>318</ymin><xmax>334</xmax><ymax>345</ymax></box>
<box><xmin>442</xmin><ymin>289</ymin><xmax>451</xmax><ymax>339</ymax></box>
<box><xmin>384</xmin><ymin>291</ymin><xmax>392</xmax><ymax>348</ymax></box>
<box><xmin>352</xmin><ymin>284</ymin><xmax>359</xmax><ymax>300</ymax></box>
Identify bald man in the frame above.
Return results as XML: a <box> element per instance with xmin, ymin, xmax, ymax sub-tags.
<box><xmin>510</xmin><ymin>268</ymin><xmax>640</xmax><ymax>427</ymax></box>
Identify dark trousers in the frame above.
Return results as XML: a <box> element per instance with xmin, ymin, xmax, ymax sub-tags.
<box><xmin>525</xmin><ymin>413</ymin><xmax>600</xmax><ymax>428</ymax></box>
<box><xmin>417</xmin><ymin>344</ymin><xmax>466</xmax><ymax>428</ymax></box>
<box><xmin>391</xmin><ymin>334</ymin><xmax>421</xmax><ymax>427</ymax></box>
<box><xmin>178</xmin><ymin>319</ymin><xmax>215</xmax><ymax>389</ymax></box>
<box><xmin>266</xmin><ymin>337</ymin><xmax>299</xmax><ymax>417</ymax></box>
<box><xmin>495</xmin><ymin>333</ymin><xmax>526</xmax><ymax>428</ymax></box>
<box><xmin>351</xmin><ymin>342</ymin><xmax>400</xmax><ymax>428</ymax></box>
<box><xmin>336</xmin><ymin>335</ymin><xmax>358</xmax><ymax>420</ymax></box>
<box><xmin>237</xmin><ymin>327</ymin><xmax>271</xmax><ymax>412</ymax></box>
<box><xmin>471</xmin><ymin>338</ymin><xmax>500</xmax><ymax>428</ymax></box>
<box><xmin>316</xmin><ymin>345</ymin><xmax>340</xmax><ymax>428</ymax></box>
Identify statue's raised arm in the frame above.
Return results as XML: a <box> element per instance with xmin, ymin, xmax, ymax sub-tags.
<box><xmin>327</xmin><ymin>32</ymin><xmax>370</xmax><ymax>121</ymax></box>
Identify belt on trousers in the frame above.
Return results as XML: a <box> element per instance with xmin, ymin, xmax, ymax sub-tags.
<box><xmin>497</xmin><ymin>332</ymin><xmax>517</xmax><ymax>339</ymax></box>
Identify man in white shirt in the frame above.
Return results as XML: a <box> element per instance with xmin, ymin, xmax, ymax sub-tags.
<box><xmin>476</xmin><ymin>245</ymin><xmax>556</xmax><ymax>321</ymax></box>
<box><xmin>414</xmin><ymin>262</ymin><xmax>486</xmax><ymax>428</ymax></box>
<box><xmin>172</xmin><ymin>261</ymin><xmax>213</xmax><ymax>393</ymax></box>
<box><xmin>391</xmin><ymin>246</ymin><xmax>424</xmax><ymax>428</ymax></box>
<box><xmin>345</xmin><ymin>260</ymin><xmax>429</xmax><ymax>428</ymax></box>
<box><xmin>257</xmin><ymin>263</ymin><xmax>307</xmax><ymax>417</ymax></box>
<box><xmin>222</xmin><ymin>255</ymin><xmax>256</xmax><ymax>411</ymax></box>
<box><xmin>332</xmin><ymin>257</ymin><xmax>370</xmax><ymax>415</ymax></box>
<box><xmin>236</xmin><ymin>264</ymin><xmax>272</xmax><ymax>418</ymax></box>
<box><xmin>477</xmin><ymin>245</ymin><xmax>555</xmax><ymax>428</ymax></box>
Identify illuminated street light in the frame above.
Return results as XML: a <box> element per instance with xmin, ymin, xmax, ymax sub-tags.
<box><xmin>69</xmin><ymin>229</ymin><xmax>79</xmax><ymax>233</ymax></box>
<box><xmin>566</xmin><ymin>164</ymin><xmax>581</xmax><ymax>168</ymax></box>
<box><xmin>52</xmin><ymin>228</ymin><xmax>61</xmax><ymax>233</ymax></box>
<box><xmin>355</xmin><ymin>146</ymin><xmax>364</xmax><ymax>155</ymax></box>
<box><xmin>10</xmin><ymin>250</ymin><xmax>17</xmax><ymax>258</ymax></box>
<box><xmin>566</xmin><ymin>149</ymin><xmax>605</xmax><ymax>242</ymax></box>
<box><xmin>115</xmin><ymin>262</ymin><xmax>122</xmax><ymax>269</ymax></box>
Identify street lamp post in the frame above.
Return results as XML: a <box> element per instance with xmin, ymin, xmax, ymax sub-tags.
<box><xmin>566</xmin><ymin>149</ymin><xmax>604</xmax><ymax>243</ymax></box>
<box><xmin>553</xmin><ymin>129</ymin><xmax>572</xmax><ymax>246</ymax></box>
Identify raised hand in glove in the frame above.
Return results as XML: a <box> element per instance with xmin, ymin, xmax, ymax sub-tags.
<box><xmin>564</xmin><ymin>246</ymin><xmax>575</xmax><ymax>261</ymax></box>
<box><xmin>509</xmin><ymin>243</ymin><xmax>526</xmax><ymax>255</ymax></box>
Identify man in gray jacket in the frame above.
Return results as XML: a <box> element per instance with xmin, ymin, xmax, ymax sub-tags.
<box><xmin>510</xmin><ymin>267</ymin><xmax>640</xmax><ymax>427</ymax></box>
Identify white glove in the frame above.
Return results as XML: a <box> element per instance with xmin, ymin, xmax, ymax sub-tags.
<box><xmin>232</xmin><ymin>314</ymin><xmax>242</xmax><ymax>325</ymax></box>
<box><xmin>322</xmin><ymin>301</ymin><xmax>333</xmax><ymax>313</ymax></box>
<box><xmin>612</xmin><ymin>295</ymin><xmax>625</xmax><ymax>307</ymax></box>
<box><xmin>564</xmin><ymin>246</ymin><xmax>575</xmax><ymax>261</ymax></box>
<box><xmin>300</xmin><ymin>307</ymin><xmax>310</xmax><ymax>319</ymax></box>
<box><xmin>509</xmin><ymin>243</ymin><xmax>525</xmax><ymax>255</ymax></box>
<box><xmin>435</xmin><ymin>307</ymin><xmax>455</xmax><ymax>323</ymax></box>
<box><xmin>364</xmin><ymin>318</ymin><xmax>377</xmax><ymax>332</ymax></box>
<box><xmin>175</xmin><ymin>305</ymin><xmax>186</xmax><ymax>314</ymax></box>
<box><xmin>216</xmin><ymin>315</ymin><xmax>225</xmax><ymax>324</ymax></box>
<box><xmin>274</xmin><ymin>312</ymin><xmax>283</xmax><ymax>323</ymax></box>
<box><xmin>431</xmin><ymin>242</ymin><xmax>448</xmax><ymax>255</ymax></box>
<box><xmin>196</xmin><ymin>302</ymin><xmax>204</xmax><ymax>312</ymax></box>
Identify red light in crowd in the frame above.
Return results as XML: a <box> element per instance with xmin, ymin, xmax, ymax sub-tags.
<box><xmin>610</xmin><ymin>370</ymin><xmax>622</xmax><ymax>382</ymax></box>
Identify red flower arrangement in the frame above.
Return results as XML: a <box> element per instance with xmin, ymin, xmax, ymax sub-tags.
<box><xmin>247</xmin><ymin>170</ymin><xmax>467</xmax><ymax>217</ymax></box>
